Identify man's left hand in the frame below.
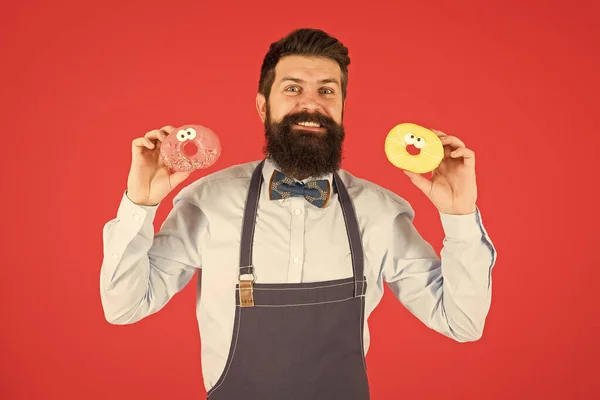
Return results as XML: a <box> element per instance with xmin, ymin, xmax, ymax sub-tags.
<box><xmin>403</xmin><ymin>129</ymin><xmax>477</xmax><ymax>215</ymax></box>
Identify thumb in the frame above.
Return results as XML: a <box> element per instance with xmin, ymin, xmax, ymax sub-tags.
<box><xmin>170</xmin><ymin>170</ymin><xmax>193</xmax><ymax>189</ymax></box>
<box><xmin>403</xmin><ymin>170</ymin><xmax>432</xmax><ymax>195</ymax></box>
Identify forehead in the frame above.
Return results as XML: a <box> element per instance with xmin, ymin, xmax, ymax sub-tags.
<box><xmin>274</xmin><ymin>55</ymin><xmax>341</xmax><ymax>82</ymax></box>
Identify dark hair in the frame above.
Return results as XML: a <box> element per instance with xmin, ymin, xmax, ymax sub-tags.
<box><xmin>258</xmin><ymin>28</ymin><xmax>351</xmax><ymax>102</ymax></box>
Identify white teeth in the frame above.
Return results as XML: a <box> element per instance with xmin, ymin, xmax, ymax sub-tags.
<box><xmin>297</xmin><ymin>121</ymin><xmax>321</xmax><ymax>128</ymax></box>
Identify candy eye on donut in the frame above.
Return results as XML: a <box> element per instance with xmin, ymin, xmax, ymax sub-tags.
<box><xmin>185</xmin><ymin>128</ymin><xmax>197</xmax><ymax>140</ymax></box>
<box><xmin>414</xmin><ymin>136</ymin><xmax>426</xmax><ymax>149</ymax></box>
<box><xmin>176</xmin><ymin>130</ymin><xmax>187</xmax><ymax>142</ymax></box>
<box><xmin>404</xmin><ymin>133</ymin><xmax>416</xmax><ymax>145</ymax></box>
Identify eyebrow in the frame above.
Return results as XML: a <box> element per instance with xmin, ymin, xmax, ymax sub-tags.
<box><xmin>279</xmin><ymin>77</ymin><xmax>340</xmax><ymax>87</ymax></box>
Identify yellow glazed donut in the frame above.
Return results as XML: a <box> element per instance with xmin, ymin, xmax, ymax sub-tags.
<box><xmin>384</xmin><ymin>123</ymin><xmax>444</xmax><ymax>173</ymax></box>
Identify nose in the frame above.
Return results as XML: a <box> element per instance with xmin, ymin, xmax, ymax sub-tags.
<box><xmin>298</xmin><ymin>92</ymin><xmax>324</xmax><ymax>113</ymax></box>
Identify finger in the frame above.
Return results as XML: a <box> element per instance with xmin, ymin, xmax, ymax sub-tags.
<box><xmin>443</xmin><ymin>143</ymin><xmax>452</xmax><ymax>159</ymax></box>
<box><xmin>429</xmin><ymin>129</ymin><xmax>460</xmax><ymax>157</ymax></box>
<box><xmin>159</xmin><ymin>125</ymin><xmax>177</xmax><ymax>135</ymax></box>
<box><xmin>430</xmin><ymin>128</ymin><xmax>448</xmax><ymax>138</ymax></box>
<box><xmin>450</xmin><ymin>147</ymin><xmax>476</xmax><ymax>167</ymax></box>
<box><xmin>132</xmin><ymin>137</ymin><xmax>156</xmax><ymax>150</ymax></box>
<box><xmin>450</xmin><ymin>147</ymin><xmax>474</xmax><ymax>158</ymax></box>
<box><xmin>403</xmin><ymin>170</ymin><xmax>433</xmax><ymax>196</ymax></box>
<box><xmin>145</xmin><ymin>128</ymin><xmax>169</xmax><ymax>142</ymax></box>
<box><xmin>440</xmin><ymin>135</ymin><xmax>466</xmax><ymax>149</ymax></box>
<box><xmin>169</xmin><ymin>170</ymin><xmax>193</xmax><ymax>189</ymax></box>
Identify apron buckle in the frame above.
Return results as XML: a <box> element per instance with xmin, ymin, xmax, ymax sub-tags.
<box><xmin>239</xmin><ymin>271</ymin><xmax>256</xmax><ymax>307</ymax></box>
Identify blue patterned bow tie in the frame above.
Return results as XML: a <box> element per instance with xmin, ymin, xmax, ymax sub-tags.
<box><xmin>269</xmin><ymin>170</ymin><xmax>331</xmax><ymax>208</ymax></box>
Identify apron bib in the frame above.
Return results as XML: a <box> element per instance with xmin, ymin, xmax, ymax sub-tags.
<box><xmin>207</xmin><ymin>160</ymin><xmax>370</xmax><ymax>400</ymax></box>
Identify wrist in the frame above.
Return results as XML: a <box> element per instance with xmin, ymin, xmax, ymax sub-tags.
<box><xmin>125</xmin><ymin>191</ymin><xmax>157</xmax><ymax>207</ymax></box>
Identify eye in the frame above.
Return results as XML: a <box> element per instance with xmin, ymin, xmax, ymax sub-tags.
<box><xmin>185</xmin><ymin>128</ymin><xmax>197</xmax><ymax>140</ymax></box>
<box><xmin>404</xmin><ymin>133</ymin><xmax>416</xmax><ymax>145</ymax></box>
<box><xmin>320</xmin><ymin>88</ymin><xmax>334</xmax><ymax>95</ymax></box>
<box><xmin>286</xmin><ymin>86</ymin><xmax>301</xmax><ymax>92</ymax></box>
<box><xmin>176</xmin><ymin>130</ymin><xmax>187</xmax><ymax>142</ymax></box>
<box><xmin>414</xmin><ymin>136</ymin><xmax>426</xmax><ymax>149</ymax></box>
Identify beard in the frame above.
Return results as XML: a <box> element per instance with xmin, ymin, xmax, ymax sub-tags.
<box><xmin>262</xmin><ymin>105</ymin><xmax>345</xmax><ymax>180</ymax></box>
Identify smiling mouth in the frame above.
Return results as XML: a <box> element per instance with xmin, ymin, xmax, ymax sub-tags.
<box><xmin>293</xmin><ymin>122</ymin><xmax>325</xmax><ymax>132</ymax></box>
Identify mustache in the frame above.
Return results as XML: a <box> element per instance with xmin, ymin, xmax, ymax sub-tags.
<box><xmin>280</xmin><ymin>111</ymin><xmax>337</xmax><ymax>128</ymax></box>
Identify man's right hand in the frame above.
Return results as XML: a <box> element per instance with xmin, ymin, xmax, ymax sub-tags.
<box><xmin>126</xmin><ymin>125</ymin><xmax>193</xmax><ymax>206</ymax></box>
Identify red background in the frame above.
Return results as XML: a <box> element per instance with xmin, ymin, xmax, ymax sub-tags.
<box><xmin>1</xmin><ymin>0</ymin><xmax>599</xmax><ymax>398</ymax></box>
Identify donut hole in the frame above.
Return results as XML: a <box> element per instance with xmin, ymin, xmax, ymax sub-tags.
<box><xmin>183</xmin><ymin>141</ymin><xmax>198</xmax><ymax>157</ymax></box>
<box><xmin>406</xmin><ymin>144</ymin><xmax>421</xmax><ymax>156</ymax></box>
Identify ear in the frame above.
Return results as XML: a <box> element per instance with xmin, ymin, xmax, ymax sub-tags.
<box><xmin>256</xmin><ymin>93</ymin><xmax>267</xmax><ymax>123</ymax></box>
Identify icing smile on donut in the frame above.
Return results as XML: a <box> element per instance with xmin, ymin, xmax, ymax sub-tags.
<box><xmin>406</xmin><ymin>143</ymin><xmax>420</xmax><ymax>156</ymax></box>
<box><xmin>183</xmin><ymin>141</ymin><xmax>198</xmax><ymax>156</ymax></box>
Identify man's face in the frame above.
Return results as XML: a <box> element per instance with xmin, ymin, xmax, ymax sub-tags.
<box><xmin>256</xmin><ymin>55</ymin><xmax>346</xmax><ymax>179</ymax></box>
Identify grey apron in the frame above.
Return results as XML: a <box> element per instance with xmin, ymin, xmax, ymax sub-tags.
<box><xmin>207</xmin><ymin>160</ymin><xmax>370</xmax><ymax>399</ymax></box>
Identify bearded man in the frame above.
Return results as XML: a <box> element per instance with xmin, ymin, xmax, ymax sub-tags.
<box><xmin>100</xmin><ymin>28</ymin><xmax>497</xmax><ymax>400</ymax></box>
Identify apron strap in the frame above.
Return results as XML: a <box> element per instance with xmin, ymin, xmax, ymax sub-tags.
<box><xmin>239</xmin><ymin>159</ymin><xmax>365</xmax><ymax>297</ymax></box>
<box><xmin>239</xmin><ymin>160</ymin><xmax>265</xmax><ymax>280</ymax></box>
<box><xmin>333</xmin><ymin>172</ymin><xmax>365</xmax><ymax>296</ymax></box>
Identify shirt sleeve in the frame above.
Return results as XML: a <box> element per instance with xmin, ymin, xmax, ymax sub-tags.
<box><xmin>382</xmin><ymin>205</ymin><xmax>497</xmax><ymax>342</ymax></box>
<box><xmin>99</xmin><ymin>189</ymin><xmax>204</xmax><ymax>325</ymax></box>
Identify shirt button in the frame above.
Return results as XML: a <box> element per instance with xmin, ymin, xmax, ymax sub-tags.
<box><xmin>133</xmin><ymin>214</ymin><xmax>140</xmax><ymax>221</ymax></box>
<box><xmin>294</xmin><ymin>208</ymin><xmax>302</xmax><ymax>215</ymax></box>
<box><xmin>293</xmin><ymin>257</ymin><xmax>300</xmax><ymax>264</ymax></box>
<box><xmin>111</xmin><ymin>253</ymin><xmax>119</xmax><ymax>260</ymax></box>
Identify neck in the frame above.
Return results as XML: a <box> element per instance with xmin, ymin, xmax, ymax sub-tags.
<box><xmin>282</xmin><ymin>168</ymin><xmax>307</xmax><ymax>181</ymax></box>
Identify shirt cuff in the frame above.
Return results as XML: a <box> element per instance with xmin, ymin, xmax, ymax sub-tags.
<box><xmin>116</xmin><ymin>191</ymin><xmax>160</xmax><ymax>222</ymax></box>
<box><xmin>439</xmin><ymin>207</ymin><xmax>484</xmax><ymax>240</ymax></box>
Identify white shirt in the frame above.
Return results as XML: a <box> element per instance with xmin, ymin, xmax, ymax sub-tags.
<box><xmin>100</xmin><ymin>158</ymin><xmax>497</xmax><ymax>392</ymax></box>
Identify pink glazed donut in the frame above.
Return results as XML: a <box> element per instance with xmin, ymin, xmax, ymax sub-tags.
<box><xmin>160</xmin><ymin>124</ymin><xmax>221</xmax><ymax>172</ymax></box>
